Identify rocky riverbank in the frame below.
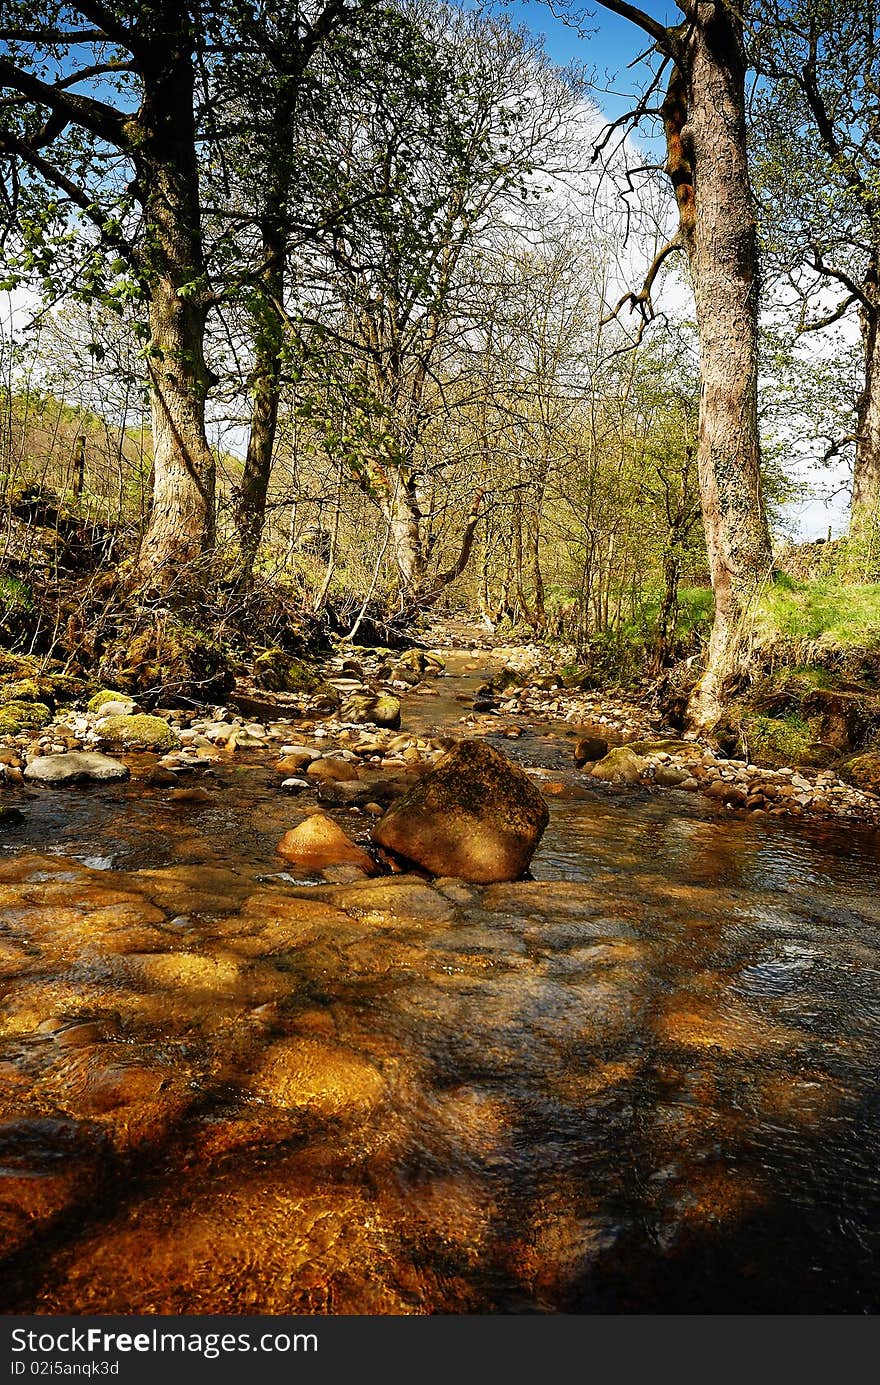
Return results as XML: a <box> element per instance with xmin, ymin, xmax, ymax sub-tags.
<box><xmin>3</xmin><ymin>634</ymin><xmax>880</xmax><ymax>846</ymax></box>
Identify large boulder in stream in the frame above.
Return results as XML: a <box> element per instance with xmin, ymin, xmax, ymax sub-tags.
<box><xmin>24</xmin><ymin>751</ymin><xmax>130</xmax><ymax>785</ymax></box>
<box><xmin>371</xmin><ymin>739</ymin><xmax>548</xmax><ymax>882</ymax></box>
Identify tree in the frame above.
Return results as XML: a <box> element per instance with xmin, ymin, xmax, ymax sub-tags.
<box><xmin>750</xmin><ymin>0</ymin><xmax>880</xmax><ymax>559</ymax></box>
<box><xmin>588</xmin><ymin>0</ymin><xmax>774</xmax><ymax>727</ymax></box>
<box><xmin>206</xmin><ymin>0</ymin><xmax>378</xmax><ymax>580</ymax></box>
<box><xmin>0</xmin><ymin>3</ymin><xmax>219</xmax><ymax>589</ymax></box>
<box><xmin>0</xmin><ymin>1</ymin><xmax>371</xmax><ymax>592</ymax></box>
<box><xmin>289</xmin><ymin>3</ymin><xmax>581</xmax><ymax>608</ymax></box>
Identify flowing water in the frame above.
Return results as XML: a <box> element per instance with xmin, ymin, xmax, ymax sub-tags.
<box><xmin>0</xmin><ymin>651</ymin><xmax>879</xmax><ymax>1314</ymax></box>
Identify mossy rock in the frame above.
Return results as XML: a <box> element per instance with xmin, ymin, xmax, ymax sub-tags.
<box><xmin>308</xmin><ymin>682</ymin><xmax>341</xmax><ymax>711</ymax></box>
<box><xmin>494</xmin><ymin>667</ymin><xmax>526</xmax><ymax>691</ymax></box>
<box><xmin>100</xmin><ymin>620</ymin><xmax>234</xmax><ymax>704</ymax></box>
<box><xmin>0</xmin><ymin>700</ymin><xmax>52</xmax><ymax>734</ymax></box>
<box><xmin>0</xmin><ymin>673</ymin><xmax>85</xmax><ymax>710</ymax></box>
<box><xmin>0</xmin><ymin>652</ymin><xmax>40</xmax><ymax>679</ymax></box>
<box><xmin>95</xmin><ymin>714</ymin><xmax>180</xmax><ymax>751</ymax></box>
<box><xmin>626</xmin><ymin>738</ymin><xmax>696</xmax><ymax>756</ymax></box>
<box><xmin>715</xmin><ymin>711</ymin><xmax>815</xmax><ymax>768</ymax></box>
<box><xmin>838</xmin><ymin>753</ymin><xmax>880</xmax><ymax>794</ymax></box>
<box><xmin>341</xmin><ymin>693</ymin><xmax>401</xmax><ymax>729</ymax></box>
<box><xmin>588</xmin><ymin>746</ymin><xmax>646</xmax><ymax>784</ymax></box>
<box><xmin>88</xmin><ymin>689</ymin><xmax>131</xmax><ymax>714</ymax></box>
<box><xmin>558</xmin><ymin>664</ymin><xmax>598</xmax><ymax>691</ymax></box>
<box><xmin>253</xmin><ymin>649</ymin><xmax>320</xmax><ymax>694</ymax></box>
<box><xmin>0</xmin><ymin>678</ymin><xmax>52</xmax><ymax>706</ymax></box>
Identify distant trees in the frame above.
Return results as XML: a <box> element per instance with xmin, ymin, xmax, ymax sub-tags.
<box><xmin>750</xmin><ymin>0</ymin><xmax>880</xmax><ymax>561</ymax></box>
<box><xmin>284</xmin><ymin>3</ymin><xmax>582</xmax><ymax>608</ymax></box>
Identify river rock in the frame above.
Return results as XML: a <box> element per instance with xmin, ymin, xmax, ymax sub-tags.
<box><xmin>341</xmin><ymin>693</ymin><xmax>402</xmax><ymax>729</ymax></box>
<box><xmin>371</xmin><ymin>739</ymin><xmax>548</xmax><ymax>882</ymax></box>
<box><xmin>588</xmin><ymin>746</ymin><xmax>646</xmax><ymax>785</ymax></box>
<box><xmin>839</xmin><ymin>752</ymin><xmax>880</xmax><ymax>794</ymax></box>
<box><xmin>251</xmin><ymin>1036</ymin><xmax>385</xmax><ymax>1117</ymax></box>
<box><xmin>574</xmin><ymin>734</ymin><xmax>609</xmax><ymax>766</ymax></box>
<box><xmin>24</xmin><ymin>752</ymin><xmax>130</xmax><ymax>785</ymax></box>
<box><xmin>276</xmin><ymin>813</ymin><xmax>378</xmax><ymax>875</ymax></box>
<box><xmin>307</xmin><ymin>757</ymin><xmax>360</xmax><ymax>783</ymax></box>
<box><xmin>95</xmin><ymin>714</ymin><xmax>180</xmax><ymax>751</ymax></box>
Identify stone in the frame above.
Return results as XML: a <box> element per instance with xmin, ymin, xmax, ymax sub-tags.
<box><xmin>307</xmin><ymin>758</ymin><xmax>359</xmax><ymax>783</ymax></box>
<box><xmin>588</xmin><ymin>746</ymin><xmax>646</xmax><ymax>785</ymax></box>
<box><xmin>253</xmin><ymin>649</ymin><xmax>319</xmax><ymax>693</ymax></box>
<box><xmin>839</xmin><ymin>752</ymin><xmax>880</xmax><ymax>795</ymax></box>
<box><xmin>91</xmin><ymin>699</ymin><xmax>136</xmax><ymax>719</ymax></box>
<box><xmin>87</xmin><ymin>689</ymin><xmax>130</xmax><ymax>714</ymax></box>
<box><xmin>251</xmin><ymin>1037</ymin><xmax>385</xmax><ymax>1118</ymax></box>
<box><xmin>341</xmin><ymin>693</ymin><xmax>402</xmax><ymax>729</ymax></box>
<box><xmin>574</xmin><ymin>734</ymin><xmax>609</xmax><ymax>766</ymax></box>
<box><xmin>23</xmin><ymin>752</ymin><xmax>130</xmax><ymax>785</ymax></box>
<box><xmin>371</xmin><ymin>738</ymin><xmax>548</xmax><ymax>883</ymax></box>
<box><xmin>652</xmin><ymin>764</ymin><xmax>691</xmax><ymax>788</ymax></box>
<box><xmin>275</xmin><ymin>751</ymin><xmax>317</xmax><ymax>774</ymax></box>
<box><xmin>0</xmin><ymin>700</ymin><xmax>51</xmax><ymax>734</ymax></box>
<box><xmin>704</xmin><ymin>780</ymin><xmax>749</xmax><ymax>807</ymax></box>
<box><xmin>95</xmin><ymin>714</ymin><xmax>180</xmax><ymax>751</ymax></box>
<box><xmin>0</xmin><ymin>806</ymin><xmax>24</xmax><ymax>828</ymax></box>
<box><xmin>276</xmin><ymin>813</ymin><xmax>378</xmax><ymax>875</ymax></box>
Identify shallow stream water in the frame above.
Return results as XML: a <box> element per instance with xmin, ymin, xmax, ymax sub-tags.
<box><xmin>0</xmin><ymin>650</ymin><xmax>879</xmax><ymax>1313</ymax></box>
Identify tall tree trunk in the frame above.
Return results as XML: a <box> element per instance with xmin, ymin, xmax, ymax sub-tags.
<box><xmin>852</xmin><ymin>276</ymin><xmax>880</xmax><ymax>561</ymax></box>
<box><xmin>135</xmin><ymin>50</ymin><xmax>216</xmax><ymax>590</ymax></box>
<box><xmin>383</xmin><ymin>477</ymin><xmax>427</xmax><ymax>601</ymax></box>
<box><xmin>662</xmin><ymin>11</ymin><xmax>773</xmax><ymax>729</ymax></box>
<box><xmin>234</xmin><ymin>216</ymin><xmax>286</xmax><ymax>579</ymax></box>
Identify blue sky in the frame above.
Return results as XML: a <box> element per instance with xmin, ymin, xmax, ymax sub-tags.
<box><xmin>503</xmin><ymin>1</ymin><xmax>675</xmax><ymax>116</ymax></box>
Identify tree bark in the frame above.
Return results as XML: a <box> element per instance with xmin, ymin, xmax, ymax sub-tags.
<box><xmin>852</xmin><ymin>271</ymin><xmax>880</xmax><ymax>557</ymax></box>
<box><xmin>663</xmin><ymin>11</ymin><xmax>773</xmax><ymax>728</ymax></box>
<box><xmin>233</xmin><ymin>215</ymin><xmax>286</xmax><ymax>579</ymax></box>
<box><xmin>135</xmin><ymin>40</ymin><xmax>216</xmax><ymax>589</ymax></box>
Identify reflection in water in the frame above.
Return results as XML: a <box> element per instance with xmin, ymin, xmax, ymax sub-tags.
<box><xmin>0</xmin><ymin>684</ymin><xmax>879</xmax><ymax>1313</ymax></box>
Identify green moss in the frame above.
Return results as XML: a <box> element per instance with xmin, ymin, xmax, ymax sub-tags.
<box><xmin>0</xmin><ymin>700</ymin><xmax>51</xmax><ymax>734</ymax></box>
<box><xmin>96</xmin><ymin>713</ymin><xmax>180</xmax><ymax>751</ymax></box>
<box><xmin>88</xmin><ymin>689</ymin><xmax>130</xmax><ymax>713</ymax></box>
<box><xmin>839</xmin><ymin>753</ymin><xmax>880</xmax><ymax>793</ymax></box>
<box><xmin>719</xmin><ymin>709</ymin><xmax>817</xmax><ymax>767</ymax></box>
<box><xmin>0</xmin><ymin>678</ymin><xmax>46</xmax><ymax>705</ymax></box>
<box><xmin>253</xmin><ymin>649</ymin><xmax>319</xmax><ymax>693</ymax></box>
<box><xmin>100</xmin><ymin>620</ymin><xmax>234</xmax><ymax>704</ymax></box>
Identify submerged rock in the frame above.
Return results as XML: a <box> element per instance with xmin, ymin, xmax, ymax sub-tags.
<box><xmin>251</xmin><ymin>1036</ymin><xmax>385</xmax><ymax>1118</ymax></box>
<box><xmin>276</xmin><ymin>813</ymin><xmax>377</xmax><ymax>875</ymax></box>
<box><xmin>24</xmin><ymin>752</ymin><xmax>130</xmax><ymax>785</ymax></box>
<box><xmin>371</xmin><ymin>738</ymin><xmax>548</xmax><ymax>882</ymax></box>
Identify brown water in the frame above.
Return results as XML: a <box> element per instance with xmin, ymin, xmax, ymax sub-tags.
<box><xmin>1</xmin><ymin>652</ymin><xmax>879</xmax><ymax>1314</ymax></box>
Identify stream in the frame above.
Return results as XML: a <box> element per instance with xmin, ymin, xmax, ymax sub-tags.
<box><xmin>0</xmin><ymin>648</ymin><xmax>879</xmax><ymax>1313</ymax></box>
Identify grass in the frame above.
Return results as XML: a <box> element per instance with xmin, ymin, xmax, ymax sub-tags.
<box><xmin>757</xmin><ymin>574</ymin><xmax>880</xmax><ymax>648</ymax></box>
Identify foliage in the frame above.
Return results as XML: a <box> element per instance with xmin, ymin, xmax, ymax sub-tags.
<box><xmin>757</xmin><ymin>574</ymin><xmax>880</xmax><ymax>648</ymax></box>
